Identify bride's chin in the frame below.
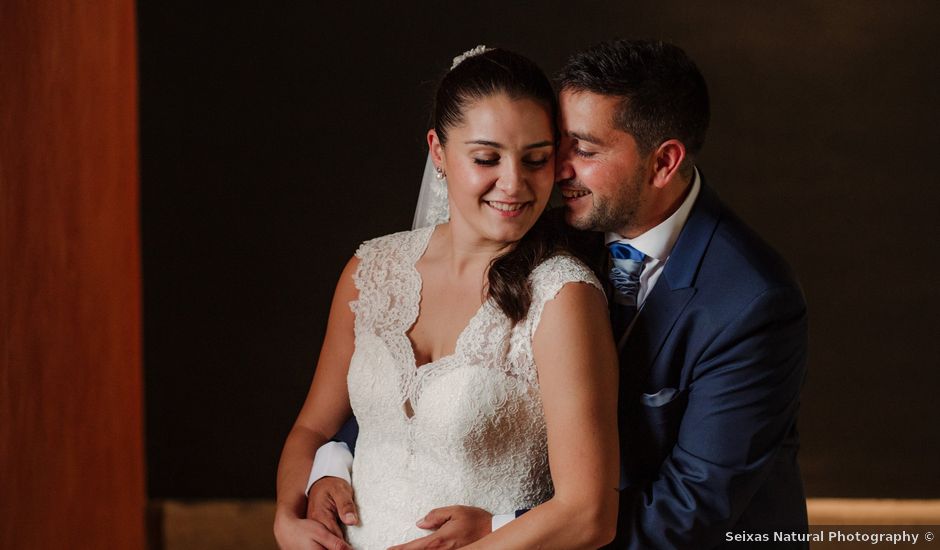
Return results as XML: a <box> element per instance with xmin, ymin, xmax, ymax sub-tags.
<box><xmin>487</xmin><ymin>224</ymin><xmax>533</xmax><ymax>244</ymax></box>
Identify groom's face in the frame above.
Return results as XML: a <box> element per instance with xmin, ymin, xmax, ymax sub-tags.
<box><xmin>556</xmin><ymin>90</ymin><xmax>654</xmax><ymax>238</ymax></box>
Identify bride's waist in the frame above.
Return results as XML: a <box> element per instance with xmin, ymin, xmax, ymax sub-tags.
<box><xmin>354</xmin><ymin>427</ymin><xmax>546</xmax><ymax>465</ymax></box>
<box><xmin>351</xmin><ymin>446</ymin><xmax>551</xmax><ymax>506</ymax></box>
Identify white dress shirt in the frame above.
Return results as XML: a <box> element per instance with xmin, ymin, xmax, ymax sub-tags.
<box><xmin>307</xmin><ymin>169</ymin><xmax>702</xmax><ymax>532</ymax></box>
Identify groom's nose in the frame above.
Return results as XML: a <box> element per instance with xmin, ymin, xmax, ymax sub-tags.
<box><xmin>554</xmin><ymin>138</ymin><xmax>575</xmax><ymax>181</ymax></box>
<box><xmin>555</xmin><ymin>150</ymin><xmax>575</xmax><ymax>182</ymax></box>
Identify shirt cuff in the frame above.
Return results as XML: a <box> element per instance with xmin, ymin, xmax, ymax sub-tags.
<box><xmin>304</xmin><ymin>441</ymin><xmax>353</xmax><ymax>496</ymax></box>
<box><xmin>491</xmin><ymin>512</ymin><xmax>515</xmax><ymax>531</ymax></box>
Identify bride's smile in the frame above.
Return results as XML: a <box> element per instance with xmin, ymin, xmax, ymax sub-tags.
<box><xmin>483</xmin><ymin>199</ymin><xmax>531</xmax><ymax>216</ymax></box>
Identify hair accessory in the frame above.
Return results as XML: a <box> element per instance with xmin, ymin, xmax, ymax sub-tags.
<box><xmin>451</xmin><ymin>45</ymin><xmax>491</xmax><ymax>70</ymax></box>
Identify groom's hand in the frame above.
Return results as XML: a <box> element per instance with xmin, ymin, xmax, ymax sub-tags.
<box><xmin>388</xmin><ymin>505</ymin><xmax>491</xmax><ymax>550</ymax></box>
<box><xmin>306</xmin><ymin>476</ymin><xmax>359</xmax><ymax>543</ymax></box>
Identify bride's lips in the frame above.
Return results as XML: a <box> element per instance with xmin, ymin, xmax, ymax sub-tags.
<box><xmin>484</xmin><ymin>200</ymin><xmax>532</xmax><ymax>218</ymax></box>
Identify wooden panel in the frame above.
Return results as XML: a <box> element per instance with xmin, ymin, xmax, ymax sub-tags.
<box><xmin>0</xmin><ymin>1</ymin><xmax>145</xmax><ymax>548</ymax></box>
<box><xmin>159</xmin><ymin>500</ymin><xmax>278</xmax><ymax>550</ymax></box>
<box><xmin>808</xmin><ymin>499</ymin><xmax>940</xmax><ymax>525</ymax></box>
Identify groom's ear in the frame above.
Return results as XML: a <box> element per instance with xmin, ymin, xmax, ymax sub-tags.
<box><xmin>650</xmin><ymin>139</ymin><xmax>687</xmax><ymax>189</ymax></box>
<box><xmin>428</xmin><ymin>130</ymin><xmax>445</xmax><ymax>170</ymax></box>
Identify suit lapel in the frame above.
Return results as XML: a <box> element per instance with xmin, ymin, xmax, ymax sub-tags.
<box><xmin>618</xmin><ymin>181</ymin><xmax>724</xmax><ymax>384</ymax></box>
<box><xmin>620</xmin><ymin>284</ymin><xmax>695</xmax><ymax>384</ymax></box>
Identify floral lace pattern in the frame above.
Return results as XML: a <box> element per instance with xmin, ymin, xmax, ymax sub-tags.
<box><xmin>345</xmin><ymin>226</ymin><xmax>602</xmax><ymax>549</ymax></box>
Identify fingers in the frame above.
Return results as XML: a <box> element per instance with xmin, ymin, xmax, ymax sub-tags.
<box><xmin>306</xmin><ymin>497</ymin><xmax>346</xmax><ymax>542</ymax></box>
<box><xmin>415</xmin><ymin>507</ymin><xmax>452</xmax><ymax>530</ymax></box>
<box><xmin>306</xmin><ymin>491</ymin><xmax>322</xmax><ymax>521</ymax></box>
<box><xmin>330</xmin><ymin>480</ymin><xmax>359</xmax><ymax>525</ymax></box>
<box><xmin>307</xmin><ymin>520</ymin><xmax>352</xmax><ymax>550</ymax></box>
<box><xmin>307</xmin><ymin>477</ymin><xmax>358</xmax><ymax>526</ymax></box>
<box><xmin>388</xmin><ymin>532</ymin><xmax>438</xmax><ymax>550</ymax></box>
<box><xmin>310</xmin><ymin>508</ymin><xmax>345</xmax><ymax>541</ymax></box>
<box><xmin>387</xmin><ymin>508</ymin><xmax>453</xmax><ymax>549</ymax></box>
<box><xmin>274</xmin><ymin>515</ymin><xmax>348</xmax><ymax>550</ymax></box>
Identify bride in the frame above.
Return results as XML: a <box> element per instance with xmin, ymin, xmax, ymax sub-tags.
<box><xmin>274</xmin><ymin>47</ymin><xmax>619</xmax><ymax>550</ymax></box>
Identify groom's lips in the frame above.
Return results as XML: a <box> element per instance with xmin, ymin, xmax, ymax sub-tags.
<box><xmin>560</xmin><ymin>187</ymin><xmax>592</xmax><ymax>202</ymax></box>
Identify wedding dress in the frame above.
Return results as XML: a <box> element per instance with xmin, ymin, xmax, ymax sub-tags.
<box><xmin>344</xmin><ymin>225</ymin><xmax>602</xmax><ymax>549</ymax></box>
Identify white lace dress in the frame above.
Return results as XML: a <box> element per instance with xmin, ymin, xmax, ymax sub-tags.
<box><xmin>345</xmin><ymin>226</ymin><xmax>602</xmax><ymax>549</ymax></box>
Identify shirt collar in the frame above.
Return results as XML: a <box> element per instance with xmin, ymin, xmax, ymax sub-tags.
<box><xmin>605</xmin><ymin>167</ymin><xmax>701</xmax><ymax>261</ymax></box>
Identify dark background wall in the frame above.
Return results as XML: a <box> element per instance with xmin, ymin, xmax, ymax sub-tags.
<box><xmin>139</xmin><ymin>1</ymin><xmax>940</xmax><ymax>499</ymax></box>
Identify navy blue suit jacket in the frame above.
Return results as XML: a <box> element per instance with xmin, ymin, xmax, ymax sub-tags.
<box><xmin>602</xmin><ymin>181</ymin><xmax>808</xmax><ymax>549</ymax></box>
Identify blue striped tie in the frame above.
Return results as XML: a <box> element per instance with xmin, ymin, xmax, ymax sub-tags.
<box><xmin>607</xmin><ymin>242</ymin><xmax>646</xmax><ymax>336</ymax></box>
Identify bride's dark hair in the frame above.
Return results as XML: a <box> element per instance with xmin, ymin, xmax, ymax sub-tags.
<box><xmin>433</xmin><ymin>48</ymin><xmax>571</xmax><ymax>323</ymax></box>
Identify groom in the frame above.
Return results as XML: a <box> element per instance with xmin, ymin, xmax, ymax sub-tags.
<box><xmin>305</xmin><ymin>40</ymin><xmax>808</xmax><ymax>550</ymax></box>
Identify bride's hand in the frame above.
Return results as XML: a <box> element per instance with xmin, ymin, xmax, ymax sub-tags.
<box><xmin>274</xmin><ymin>504</ymin><xmax>353</xmax><ymax>550</ymax></box>
<box><xmin>388</xmin><ymin>505</ymin><xmax>491</xmax><ymax>550</ymax></box>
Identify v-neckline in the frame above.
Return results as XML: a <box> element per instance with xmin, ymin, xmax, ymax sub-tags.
<box><xmin>404</xmin><ymin>225</ymin><xmax>490</xmax><ymax>371</ymax></box>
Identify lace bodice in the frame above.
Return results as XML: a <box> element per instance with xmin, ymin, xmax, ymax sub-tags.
<box><xmin>345</xmin><ymin>226</ymin><xmax>602</xmax><ymax>549</ymax></box>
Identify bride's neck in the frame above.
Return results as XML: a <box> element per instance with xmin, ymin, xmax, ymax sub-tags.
<box><xmin>434</xmin><ymin>223</ymin><xmax>513</xmax><ymax>276</ymax></box>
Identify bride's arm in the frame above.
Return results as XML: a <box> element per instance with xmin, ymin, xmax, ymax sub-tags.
<box><xmin>464</xmin><ymin>281</ymin><xmax>620</xmax><ymax>550</ymax></box>
<box><xmin>274</xmin><ymin>257</ymin><xmax>359</xmax><ymax>550</ymax></box>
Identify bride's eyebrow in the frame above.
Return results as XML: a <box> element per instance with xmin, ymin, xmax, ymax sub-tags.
<box><xmin>464</xmin><ymin>139</ymin><xmax>503</xmax><ymax>148</ymax></box>
<box><xmin>463</xmin><ymin>140</ymin><xmax>554</xmax><ymax>149</ymax></box>
<box><xmin>524</xmin><ymin>140</ymin><xmax>553</xmax><ymax>150</ymax></box>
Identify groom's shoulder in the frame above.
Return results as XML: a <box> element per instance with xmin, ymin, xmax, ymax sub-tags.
<box><xmin>699</xmin><ymin>189</ymin><xmax>801</xmax><ymax>293</ymax></box>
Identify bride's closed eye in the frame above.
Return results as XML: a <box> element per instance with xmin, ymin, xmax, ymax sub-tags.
<box><xmin>472</xmin><ymin>155</ymin><xmax>552</xmax><ymax>168</ymax></box>
<box><xmin>523</xmin><ymin>155</ymin><xmax>551</xmax><ymax>168</ymax></box>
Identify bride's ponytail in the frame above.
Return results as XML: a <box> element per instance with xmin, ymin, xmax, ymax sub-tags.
<box><xmin>487</xmin><ymin>212</ymin><xmax>572</xmax><ymax>323</ymax></box>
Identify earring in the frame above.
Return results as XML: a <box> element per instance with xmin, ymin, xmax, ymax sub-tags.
<box><xmin>433</xmin><ymin>165</ymin><xmax>447</xmax><ymax>200</ymax></box>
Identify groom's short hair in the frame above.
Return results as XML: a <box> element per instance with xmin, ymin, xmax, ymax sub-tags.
<box><xmin>558</xmin><ymin>39</ymin><xmax>710</xmax><ymax>159</ymax></box>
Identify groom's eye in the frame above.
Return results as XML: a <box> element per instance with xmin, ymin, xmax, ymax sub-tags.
<box><xmin>575</xmin><ymin>147</ymin><xmax>597</xmax><ymax>158</ymax></box>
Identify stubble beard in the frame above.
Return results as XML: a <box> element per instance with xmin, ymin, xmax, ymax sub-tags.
<box><xmin>567</xmin><ymin>169</ymin><xmax>646</xmax><ymax>234</ymax></box>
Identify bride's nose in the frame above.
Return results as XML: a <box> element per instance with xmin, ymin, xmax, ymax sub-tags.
<box><xmin>495</xmin><ymin>160</ymin><xmax>525</xmax><ymax>195</ymax></box>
